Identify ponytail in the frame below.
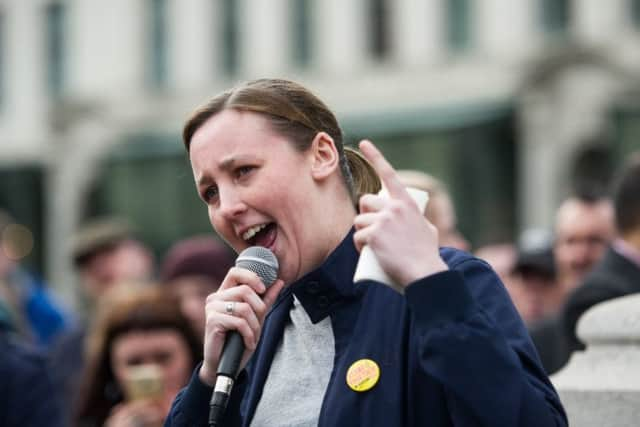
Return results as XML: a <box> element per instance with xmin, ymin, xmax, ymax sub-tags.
<box><xmin>344</xmin><ymin>147</ymin><xmax>381</xmax><ymax>207</ymax></box>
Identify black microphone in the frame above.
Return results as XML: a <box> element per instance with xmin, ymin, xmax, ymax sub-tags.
<box><xmin>209</xmin><ymin>246</ymin><xmax>279</xmax><ymax>427</ymax></box>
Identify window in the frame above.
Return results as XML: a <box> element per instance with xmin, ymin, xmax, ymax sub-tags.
<box><xmin>446</xmin><ymin>0</ymin><xmax>471</xmax><ymax>53</ymax></box>
<box><xmin>46</xmin><ymin>2</ymin><xmax>66</xmax><ymax>97</ymax></box>
<box><xmin>368</xmin><ymin>0</ymin><xmax>389</xmax><ymax>60</ymax></box>
<box><xmin>291</xmin><ymin>0</ymin><xmax>312</xmax><ymax>68</ymax></box>
<box><xmin>540</xmin><ymin>0</ymin><xmax>569</xmax><ymax>35</ymax></box>
<box><xmin>150</xmin><ymin>0</ymin><xmax>168</xmax><ymax>88</ymax></box>
<box><xmin>632</xmin><ymin>0</ymin><xmax>640</xmax><ymax>29</ymax></box>
<box><xmin>219</xmin><ymin>0</ymin><xmax>239</xmax><ymax>76</ymax></box>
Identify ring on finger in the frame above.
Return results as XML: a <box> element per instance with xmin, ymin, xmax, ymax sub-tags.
<box><xmin>225</xmin><ymin>301</ymin><xmax>236</xmax><ymax>315</ymax></box>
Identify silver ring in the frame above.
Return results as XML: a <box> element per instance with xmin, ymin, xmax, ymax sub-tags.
<box><xmin>225</xmin><ymin>301</ymin><xmax>236</xmax><ymax>314</ymax></box>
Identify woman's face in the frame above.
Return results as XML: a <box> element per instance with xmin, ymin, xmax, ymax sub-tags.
<box><xmin>111</xmin><ymin>329</ymin><xmax>193</xmax><ymax>403</ymax></box>
<box><xmin>189</xmin><ymin>109</ymin><xmax>328</xmax><ymax>284</ymax></box>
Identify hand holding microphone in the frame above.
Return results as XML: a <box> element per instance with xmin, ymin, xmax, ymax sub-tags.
<box><xmin>199</xmin><ymin>247</ymin><xmax>283</xmax><ymax>426</ymax></box>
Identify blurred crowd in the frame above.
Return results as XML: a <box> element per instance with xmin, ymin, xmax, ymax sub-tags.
<box><xmin>1</xmin><ymin>151</ymin><xmax>639</xmax><ymax>426</ymax></box>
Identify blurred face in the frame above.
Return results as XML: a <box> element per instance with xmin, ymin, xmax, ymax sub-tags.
<box><xmin>511</xmin><ymin>273</ymin><xmax>563</xmax><ymax>324</ymax></box>
<box><xmin>169</xmin><ymin>276</ymin><xmax>217</xmax><ymax>337</ymax></box>
<box><xmin>429</xmin><ymin>194</ymin><xmax>469</xmax><ymax>251</ymax></box>
<box><xmin>189</xmin><ymin>110</ymin><xmax>336</xmax><ymax>284</ymax></box>
<box><xmin>111</xmin><ymin>329</ymin><xmax>192</xmax><ymax>403</ymax></box>
<box><xmin>554</xmin><ymin>199</ymin><xmax>614</xmax><ymax>290</ymax></box>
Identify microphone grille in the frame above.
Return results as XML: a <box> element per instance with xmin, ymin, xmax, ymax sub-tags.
<box><xmin>235</xmin><ymin>246</ymin><xmax>279</xmax><ymax>287</ymax></box>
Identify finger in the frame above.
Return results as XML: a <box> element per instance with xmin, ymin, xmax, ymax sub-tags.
<box><xmin>358</xmin><ymin>193</ymin><xmax>387</xmax><ymax>214</ymax></box>
<box><xmin>211</xmin><ymin>284</ymin><xmax>264</xmax><ymax>310</ymax></box>
<box><xmin>359</xmin><ymin>140</ymin><xmax>409</xmax><ymax>200</ymax></box>
<box><xmin>212</xmin><ymin>312</ymin><xmax>259</xmax><ymax>349</ymax></box>
<box><xmin>218</xmin><ymin>267</ymin><xmax>267</xmax><ymax>294</ymax></box>
<box><xmin>353</xmin><ymin>212</ymin><xmax>382</xmax><ymax>231</ymax></box>
<box><xmin>352</xmin><ymin>226</ymin><xmax>378</xmax><ymax>252</ymax></box>
<box><xmin>261</xmin><ymin>279</ymin><xmax>285</xmax><ymax>314</ymax></box>
<box><xmin>215</xmin><ymin>300</ymin><xmax>260</xmax><ymax>334</ymax></box>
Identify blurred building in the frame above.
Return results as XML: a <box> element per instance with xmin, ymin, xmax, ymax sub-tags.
<box><xmin>0</xmin><ymin>0</ymin><xmax>638</xmax><ymax>305</ymax></box>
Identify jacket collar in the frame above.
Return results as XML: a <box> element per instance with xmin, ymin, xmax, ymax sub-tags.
<box><xmin>274</xmin><ymin>228</ymin><xmax>361</xmax><ymax>324</ymax></box>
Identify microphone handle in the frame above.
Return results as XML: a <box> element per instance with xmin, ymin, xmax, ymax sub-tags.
<box><xmin>218</xmin><ymin>331</ymin><xmax>244</xmax><ymax>377</ymax></box>
<box><xmin>209</xmin><ymin>332</ymin><xmax>244</xmax><ymax>426</ymax></box>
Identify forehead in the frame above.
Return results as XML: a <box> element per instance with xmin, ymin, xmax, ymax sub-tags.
<box><xmin>556</xmin><ymin>200</ymin><xmax>612</xmax><ymax>236</ymax></box>
<box><xmin>112</xmin><ymin>330</ymin><xmax>183</xmax><ymax>356</ymax></box>
<box><xmin>189</xmin><ymin>110</ymin><xmax>286</xmax><ymax>175</ymax></box>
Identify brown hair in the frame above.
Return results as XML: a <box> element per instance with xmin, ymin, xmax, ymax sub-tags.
<box><xmin>74</xmin><ymin>287</ymin><xmax>202</xmax><ymax>427</ymax></box>
<box><xmin>613</xmin><ymin>152</ymin><xmax>640</xmax><ymax>235</ymax></box>
<box><xmin>183</xmin><ymin>78</ymin><xmax>381</xmax><ymax>203</ymax></box>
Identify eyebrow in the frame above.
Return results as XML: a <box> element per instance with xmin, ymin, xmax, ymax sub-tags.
<box><xmin>196</xmin><ymin>155</ymin><xmax>256</xmax><ymax>186</ymax></box>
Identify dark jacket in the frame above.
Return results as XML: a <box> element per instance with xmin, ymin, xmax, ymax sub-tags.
<box><xmin>534</xmin><ymin>246</ymin><xmax>640</xmax><ymax>374</ymax></box>
<box><xmin>165</xmin><ymin>232</ymin><xmax>566</xmax><ymax>426</ymax></box>
<box><xmin>0</xmin><ymin>331</ymin><xmax>64</xmax><ymax>427</ymax></box>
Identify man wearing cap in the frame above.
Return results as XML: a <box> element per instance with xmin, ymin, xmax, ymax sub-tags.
<box><xmin>511</xmin><ymin>244</ymin><xmax>563</xmax><ymax>326</ymax></box>
<box><xmin>49</xmin><ymin>216</ymin><xmax>155</xmax><ymax>420</ymax></box>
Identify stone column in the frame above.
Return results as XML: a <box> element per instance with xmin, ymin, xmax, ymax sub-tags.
<box><xmin>572</xmin><ymin>0</ymin><xmax>629</xmax><ymax>45</ymax></box>
<box><xmin>68</xmin><ymin>0</ymin><xmax>146</xmax><ymax>98</ymax></box>
<box><xmin>168</xmin><ymin>0</ymin><xmax>215</xmax><ymax>92</ymax></box>
<box><xmin>241</xmin><ymin>0</ymin><xmax>290</xmax><ymax>78</ymax></box>
<box><xmin>552</xmin><ymin>294</ymin><xmax>640</xmax><ymax>426</ymax></box>
<box><xmin>314</xmin><ymin>0</ymin><xmax>368</xmax><ymax>75</ymax></box>
<box><xmin>390</xmin><ymin>0</ymin><xmax>445</xmax><ymax>67</ymax></box>
<box><xmin>3</xmin><ymin>1</ymin><xmax>48</xmax><ymax>146</ymax></box>
<box><xmin>475</xmin><ymin>0</ymin><xmax>539</xmax><ymax>60</ymax></box>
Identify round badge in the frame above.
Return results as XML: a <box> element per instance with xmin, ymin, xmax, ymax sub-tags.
<box><xmin>346</xmin><ymin>359</ymin><xmax>380</xmax><ymax>392</ymax></box>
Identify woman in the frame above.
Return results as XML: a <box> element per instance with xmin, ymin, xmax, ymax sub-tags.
<box><xmin>165</xmin><ymin>79</ymin><xmax>567</xmax><ymax>426</ymax></box>
<box><xmin>74</xmin><ymin>287</ymin><xmax>201</xmax><ymax>427</ymax></box>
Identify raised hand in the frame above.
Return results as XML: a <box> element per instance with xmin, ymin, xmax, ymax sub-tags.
<box><xmin>353</xmin><ymin>140</ymin><xmax>448</xmax><ymax>288</ymax></box>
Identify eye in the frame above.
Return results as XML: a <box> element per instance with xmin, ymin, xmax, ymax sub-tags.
<box><xmin>235</xmin><ymin>165</ymin><xmax>255</xmax><ymax>179</ymax></box>
<box><xmin>202</xmin><ymin>186</ymin><xmax>219</xmax><ymax>203</ymax></box>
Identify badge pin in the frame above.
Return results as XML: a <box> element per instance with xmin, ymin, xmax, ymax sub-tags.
<box><xmin>346</xmin><ymin>358</ymin><xmax>380</xmax><ymax>392</ymax></box>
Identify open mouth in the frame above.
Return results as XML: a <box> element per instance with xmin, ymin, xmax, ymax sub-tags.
<box><xmin>243</xmin><ymin>222</ymin><xmax>277</xmax><ymax>248</ymax></box>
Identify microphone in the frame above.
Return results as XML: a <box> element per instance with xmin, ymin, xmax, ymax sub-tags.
<box><xmin>209</xmin><ymin>246</ymin><xmax>279</xmax><ymax>427</ymax></box>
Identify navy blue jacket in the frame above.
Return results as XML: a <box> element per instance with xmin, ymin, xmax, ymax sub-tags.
<box><xmin>165</xmin><ymin>233</ymin><xmax>567</xmax><ymax>426</ymax></box>
<box><xmin>0</xmin><ymin>331</ymin><xmax>64</xmax><ymax>427</ymax></box>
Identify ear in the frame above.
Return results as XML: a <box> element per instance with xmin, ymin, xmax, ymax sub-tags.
<box><xmin>309</xmin><ymin>132</ymin><xmax>339</xmax><ymax>181</ymax></box>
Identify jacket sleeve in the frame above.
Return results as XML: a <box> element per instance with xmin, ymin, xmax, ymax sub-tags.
<box><xmin>164</xmin><ymin>365</ymin><xmax>247</xmax><ymax>427</ymax></box>
<box><xmin>405</xmin><ymin>258</ymin><xmax>567</xmax><ymax>427</ymax></box>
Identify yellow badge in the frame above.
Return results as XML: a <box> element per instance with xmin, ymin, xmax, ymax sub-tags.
<box><xmin>346</xmin><ymin>359</ymin><xmax>380</xmax><ymax>392</ymax></box>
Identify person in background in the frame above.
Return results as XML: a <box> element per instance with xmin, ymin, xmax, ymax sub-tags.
<box><xmin>530</xmin><ymin>194</ymin><xmax>615</xmax><ymax>373</ymax></box>
<box><xmin>160</xmin><ymin>235</ymin><xmax>235</xmax><ymax>338</ymax></box>
<box><xmin>0</xmin><ymin>300</ymin><xmax>64</xmax><ymax>427</ymax></box>
<box><xmin>511</xmin><ymin>244</ymin><xmax>562</xmax><ymax>325</ymax></box>
<box><xmin>49</xmin><ymin>217</ymin><xmax>155</xmax><ymax>422</ymax></box>
<box><xmin>553</xmin><ymin>194</ymin><xmax>614</xmax><ymax>300</ymax></box>
<box><xmin>539</xmin><ymin>153</ymin><xmax>640</xmax><ymax>374</ymax></box>
<box><xmin>0</xmin><ymin>209</ymin><xmax>71</xmax><ymax>348</ymax></box>
<box><xmin>397</xmin><ymin>170</ymin><xmax>470</xmax><ymax>251</ymax></box>
<box><xmin>165</xmin><ymin>78</ymin><xmax>566</xmax><ymax>426</ymax></box>
<box><xmin>74</xmin><ymin>287</ymin><xmax>201</xmax><ymax>427</ymax></box>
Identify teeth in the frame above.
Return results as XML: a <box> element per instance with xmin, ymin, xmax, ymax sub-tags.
<box><xmin>242</xmin><ymin>224</ymin><xmax>268</xmax><ymax>241</ymax></box>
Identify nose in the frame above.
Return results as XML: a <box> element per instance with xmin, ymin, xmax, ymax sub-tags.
<box><xmin>217</xmin><ymin>187</ymin><xmax>247</xmax><ymax>220</ymax></box>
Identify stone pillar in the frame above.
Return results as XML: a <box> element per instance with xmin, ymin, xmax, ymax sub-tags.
<box><xmin>572</xmin><ymin>0</ymin><xmax>629</xmax><ymax>45</ymax></box>
<box><xmin>475</xmin><ymin>0</ymin><xmax>539</xmax><ymax>60</ymax></box>
<box><xmin>68</xmin><ymin>0</ymin><xmax>146</xmax><ymax>98</ymax></box>
<box><xmin>242</xmin><ymin>0</ymin><xmax>290</xmax><ymax>78</ymax></box>
<box><xmin>390</xmin><ymin>0</ymin><xmax>445</xmax><ymax>67</ymax></box>
<box><xmin>3</xmin><ymin>1</ymin><xmax>48</xmax><ymax>146</ymax></box>
<box><xmin>168</xmin><ymin>0</ymin><xmax>215</xmax><ymax>92</ymax></box>
<box><xmin>315</xmin><ymin>0</ymin><xmax>367</xmax><ymax>75</ymax></box>
<box><xmin>552</xmin><ymin>294</ymin><xmax>640</xmax><ymax>426</ymax></box>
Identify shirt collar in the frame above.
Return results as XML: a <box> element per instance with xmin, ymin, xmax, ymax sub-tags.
<box><xmin>612</xmin><ymin>238</ymin><xmax>640</xmax><ymax>268</ymax></box>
